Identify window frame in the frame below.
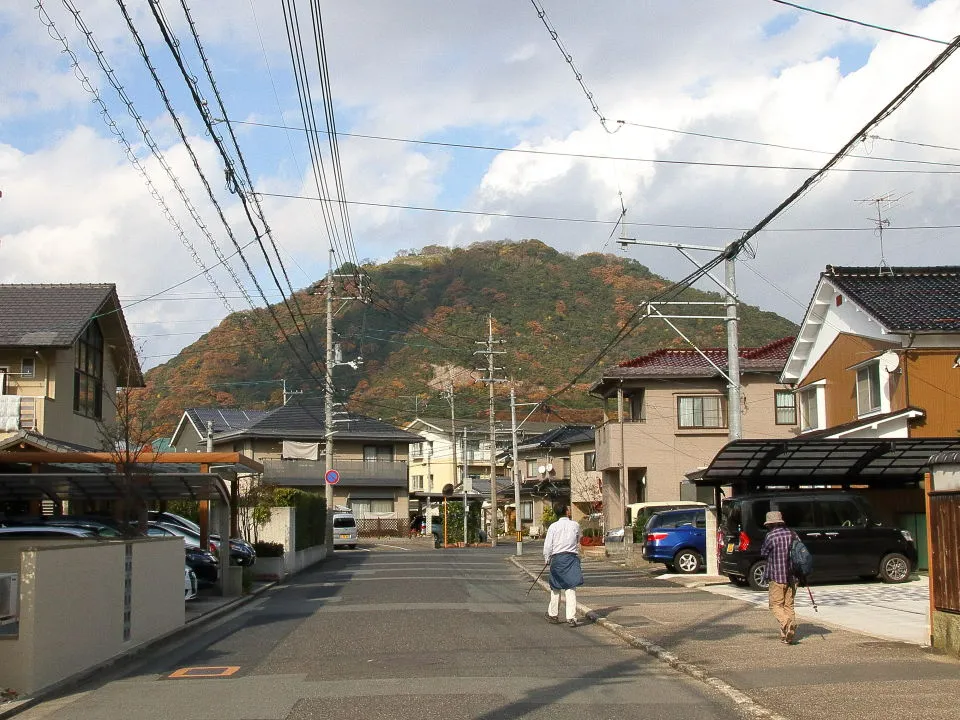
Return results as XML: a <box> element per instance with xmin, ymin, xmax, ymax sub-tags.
<box><xmin>73</xmin><ymin>321</ymin><xmax>104</xmax><ymax>419</ymax></box>
<box><xmin>676</xmin><ymin>394</ymin><xmax>726</xmax><ymax>430</ymax></box>
<box><xmin>798</xmin><ymin>381</ymin><xmax>825</xmax><ymax>432</ymax></box>
<box><xmin>774</xmin><ymin>389</ymin><xmax>797</xmax><ymax>425</ymax></box>
<box><xmin>856</xmin><ymin>362</ymin><xmax>882</xmax><ymax>416</ymax></box>
<box><xmin>583</xmin><ymin>451</ymin><xmax>597</xmax><ymax>472</ymax></box>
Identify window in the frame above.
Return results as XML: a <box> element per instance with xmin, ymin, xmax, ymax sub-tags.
<box><xmin>584</xmin><ymin>452</ymin><xmax>596</xmax><ymax>471</ymax></box>
<box><xmin>819</xmin><ymin>500</ymin><xmax>864</xmax><ymax>527</ymax></box>
<box><xmin>677</xmin><ymin>396</ymin><xmax>725</xmax><ymax>429</ymax></box>
<box><xmin>526</xmin><ymin>460</ymin><xmax>539</xmax><ymax>477</ymax></box>
<box><xmin>520</xmin><ymin>501</ymin><xmax>533</xmax><ymax>521</ymax></box>
<box><xmin>411</xmin><ymin>442</ymin><xmax>424</xmax><ymax>457</ymax></box>
<box><xmin>371</xmin><ymin>499</ymin><xmax>394</xmax><ymax>514</ymax></box>
<box><xmin>856</xmin><ymin>363</ymin><xmax>882</xmax><ymax>416</ymax></box>
<box><xmin>412</xmin><ymin>475</ymin><xmax>424</xmax><ymax>490</ymax></box>
<box><xmin>363</xmin><ymin>445</ymin><xmax>393</xmax><ymax>462</ymax></box>
<box><xmin>771</xmin><ymin>500</ymin><xmax>818</xmax><ymax>529</ymax></box>
<box><xmin>349</xmin><ymin>498</ymin><xmax>394</xmax><ymax>515</ymax></box>
<box><xmin>629</xmin><ymin>391</ymin><xmax>645</xmax><ymax>421</ymax></box>
<box><xmin>74</xmin><ymin>321</ymin><xmax>103</xmax><ymax>419</ymax></box>
<box><xmin>775</xmin><ymin>390</ymin><xmax>797</xmax><ymax>425</ymax></box>
<box><xmin>799</xmin><ymin>385</ymin><xmax>822</xmax><ymax>431</ymax></box>
<box><xmin>0</xmin><ymin>367</ymin><xmax>8</xmax><ymax>395</ymax></box>
<box><xmin>20</xmin><ymin>358</ymin><xmax>35</xmax><ymax>379</ymax></box>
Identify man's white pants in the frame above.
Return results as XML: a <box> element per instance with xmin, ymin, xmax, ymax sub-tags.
<box><xmin>548</xmin><ymin>588</ymin><xmax>577</xmax><ymax>621</ymax></box>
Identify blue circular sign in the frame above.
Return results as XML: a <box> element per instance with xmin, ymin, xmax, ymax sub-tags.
<box><xmin>325</xmin><ymin>469</ymin><xmax>340</xmax><ymax>485</ymax></box>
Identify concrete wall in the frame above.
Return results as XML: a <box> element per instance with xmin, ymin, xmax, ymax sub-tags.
<box><xmin>253</xmin><ymin>506</ymin><xmax>327</xmax><ymax>581</ymax></box>
<box><xmin>0</xmin><ymin>537</ymin><xmax>183</xmax><ymax>696</ymax></box>
<box><xmin>932</xmin><ymin>611</ymin><xmax>960</xmax><ymax>658</ymax></box>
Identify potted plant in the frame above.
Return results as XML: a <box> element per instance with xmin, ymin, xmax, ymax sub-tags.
<box><xmin>252</xmin><ymin>541</ymin><xmax>285</xmax><ymax>581</ymax></box>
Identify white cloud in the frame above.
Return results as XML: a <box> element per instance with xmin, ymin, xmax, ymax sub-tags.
<box><xmin>2</xmin><ymin>0</ymin><xmax>960</xmax><ymax>371</ymax></box>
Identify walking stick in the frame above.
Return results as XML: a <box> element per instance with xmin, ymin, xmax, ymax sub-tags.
<box><xmin>526</xmin><ymin>562</ymin><xmax>549</xmax><ymax>595</ymax></box>
<box><xmin>806</xmin><ymin>584</ymin><xmax>818</xmax><ymax>612</ymax></box>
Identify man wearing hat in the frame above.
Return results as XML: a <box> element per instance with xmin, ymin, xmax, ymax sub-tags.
<box><xmin>760</xmin><ymin>510</ymin><xmax>798</xmax><ymax>644</ymax></box>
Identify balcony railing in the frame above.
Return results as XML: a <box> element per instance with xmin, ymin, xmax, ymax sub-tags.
<box><xmin>263</xmin><ymin>458</ymin><xmax>408</xmax><ymax>486</ymax></box>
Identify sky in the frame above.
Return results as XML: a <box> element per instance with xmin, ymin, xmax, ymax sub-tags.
<box><xmin>2</xmin><ymin>0</ymin><xmax>959</xmax><ymax>372</ymax></box>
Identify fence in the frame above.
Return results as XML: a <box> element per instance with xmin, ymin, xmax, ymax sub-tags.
<box><xmin>356</xmin><ymin>517</ymin><xmax>407</xmax><ymax>538</ymax></box>
<box><xmin>930</xmin><ymin>492</ymin><xmax>960</xmax><ymax>614</ymax></box>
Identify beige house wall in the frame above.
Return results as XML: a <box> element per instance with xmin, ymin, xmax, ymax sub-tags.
<box><xmin>0</xmin><ymin>344</ymin><xmax>119</xmax><ymax>448</ymax></box>
<box><xmin>0</xmin><ymin>538</ymin><xmax>183</xmax><ymax>696</ymax></box>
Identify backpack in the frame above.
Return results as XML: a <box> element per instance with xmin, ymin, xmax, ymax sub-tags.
<box><xmin>789</xmin><ymin>534</ymin><xmax>814</xmax><ymax>579</ymax></box>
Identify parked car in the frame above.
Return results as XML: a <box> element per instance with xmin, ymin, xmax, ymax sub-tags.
<box><xmin>719</xmin><ymin>491</ymin><xmax>918</xmax><ymax>590</ymax></box>
<box><xmin>146</xmin><ymin>522</ymin><xmax>256</xmax><ymax>567</ymax></box>
<box><xmin>184</xmin><ymin>545</ymin><xmax>219</xmax><ymax>586</ymax></box>
<box><xmin>333</xmin><ymin>512</ymin><xmax>358</xmax><ymax>549</ymax></box>
<box><xmin>42</xmin><ymin>517</ymin><xmax>133</xmax><ymax>538</ymax></box>
<box><xmin>0</xmin><ymin>526</ymin><xmax>97</xmax><ymax>539</ymax></box>
<box><xmin>148</xmin><ymin>511</ymin><xmax>256</xmax><ymax>556</ymax></box>
<box><xmin>605</xmin><ymin>501</ymin><xmax>707</xmax><ymax>543</ymax></box>
<box><xmin>184</xmin><ymin>566</ymin><xmax>198</xmax><ymax>601</ymax></box>
<box><xmin>642</xmin><ymin>507</ymin><xmax>707</xmax><ymax>574</ymax></box>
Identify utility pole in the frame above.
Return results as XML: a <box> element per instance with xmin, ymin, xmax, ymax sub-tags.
<box><xmin>475</xmin><ymin>315</ymin><xmax>506</xmax><ymax>546</ymax></box>
<box><xmin>324</xmin><ymin>249</ymin><xmax>335</xmax><ymax>550</ymax></box>
<box><xmin>510</xmin><ymin>386</ymin><xmax>522</xmax><ymax>556</ymax></box>
<box><xmin>617</xmin><ymin>237</ymin><xmax>742</xmax><ymax>575</ymax></box>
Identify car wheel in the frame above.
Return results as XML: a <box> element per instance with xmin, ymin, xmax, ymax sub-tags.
<box><xmin>674</xmin><ymin>549</ymin><xmax>703</xmax><ymax>574</ymax></box>
<box><xmin>878</xmin><ymin>552</ymin><xmax>911</xmax><ymax>583</ymax></box>
<box><xmin>747</xmin><ymin>561</ymin><xmax>769</xmax><ymax>591</ymax></box>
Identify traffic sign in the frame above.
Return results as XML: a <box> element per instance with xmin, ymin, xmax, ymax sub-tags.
<box><xmin>325</xmin><ymin>469</ymin><xmax>340</xmax><ymax>485</ymax></box>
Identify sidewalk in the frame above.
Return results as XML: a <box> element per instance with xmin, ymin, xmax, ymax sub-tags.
<box><xmin>512</xmin><ymin>553</ymin><xmax>960</xmax><ymax>720</ymax></box>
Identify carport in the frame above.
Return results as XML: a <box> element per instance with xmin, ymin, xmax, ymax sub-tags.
<box><xmin>690</xmin><ymin>437</ymin><xmax>960</xmax><ymax>573</ymax></box>
<box><xmin>0</xmin><ymin>451</ymin><xmax>263</xmax><ymax>593</ymax></box>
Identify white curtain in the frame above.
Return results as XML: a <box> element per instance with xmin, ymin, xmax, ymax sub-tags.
<box><xmin>281</xmin><ymin>440</ymin><xmax>319</xmax><ymax>460</ymax></box>
<box><xmin>0</xmin><ymin>395</ymin><xmax>21</xmax><ymax>432</ymax></box>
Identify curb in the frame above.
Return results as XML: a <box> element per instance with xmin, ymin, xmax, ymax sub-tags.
<box><xmin>509</xmin><ymin>556</ymin><xmax>790</xmax><ymax>720</ymax></box>
<box><xmin>0</xmin><ymin>582</ymin><xmax>276</xmax><ymax>720</ymax></box>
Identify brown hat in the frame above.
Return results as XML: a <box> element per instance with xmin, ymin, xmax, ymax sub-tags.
<box><xmin>763</xmin><ymin>511</ymin><xmax>785</xmax><ymax>526</ymax></box>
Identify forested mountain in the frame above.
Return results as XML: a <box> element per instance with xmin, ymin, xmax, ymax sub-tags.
<box><xmin>133</xmin><ymin>240</ymin><xmax>799</xmax><ymax>435</ymax></box>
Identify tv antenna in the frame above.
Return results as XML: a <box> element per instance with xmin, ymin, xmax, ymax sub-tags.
<box><xmin>856</xmin><ymin>192</ymin><xmax>910</xmax><ymax>275</ymax></box>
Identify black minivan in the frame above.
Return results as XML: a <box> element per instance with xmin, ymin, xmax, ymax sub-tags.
<box><xmin>719</xmin><ymin>491</ymin><xmax>918</xmax><ymax>590</ymax></box>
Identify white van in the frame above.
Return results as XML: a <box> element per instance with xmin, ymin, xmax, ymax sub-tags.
<box><xmin>606</xmin><ymin>501</ymin><xmax>707</xmax><ymax>543</ymax></box>
<box><xmin>332</xmin><ymin>511</ymin><xmax>358</xmax><ymax>549</ymax></box>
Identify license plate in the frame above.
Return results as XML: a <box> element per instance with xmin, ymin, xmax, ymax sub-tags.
<box><xmin>339</xmin><ymin>534</ymin><xmax>351</xmax><ymax>539</ymax></box>
<box><xmin>725</xmin><ymin>543</ymin><xmax>735</xmax><ymax>553</ymax></box>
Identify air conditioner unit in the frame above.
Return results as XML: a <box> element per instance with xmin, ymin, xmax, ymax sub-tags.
<box><xmin>0</xmin><ymin>573</ymin><xmax>19</xmax><ymax>624</ymax></box>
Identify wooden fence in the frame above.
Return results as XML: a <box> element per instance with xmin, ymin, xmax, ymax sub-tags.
<box><xmin>930</xmin><ymin>492</ymin><xmax>960</xmax><ymax>613</ymax></box>
<box><xmin>356</xmin><ymin>517</ymin><xmax>407</xmax><ymax>538</ymax></box>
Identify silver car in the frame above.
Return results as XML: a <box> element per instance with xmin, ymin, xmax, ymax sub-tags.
<box><xmin>332</xmin><ymin>513</ymin><xmax>357</xmax><ymax>549</ymax></box>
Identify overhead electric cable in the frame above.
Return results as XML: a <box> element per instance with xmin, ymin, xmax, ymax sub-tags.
<box><xmin>228</xmin><ymin>118</ymin><xmax>960</xmax><ymax>171</ymax></box>
<box><xmin>769</xmin><ymin>0</ymin><xmax>951</xmax><ymax>45</ymax></box>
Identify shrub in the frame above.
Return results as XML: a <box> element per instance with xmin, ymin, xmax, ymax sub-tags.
<box><xmin>271</xmin><ymin>488</ymin><xmax>326</xmax><ymax>549</ymax></box>
<box><xmin>252</xmin><ymin>541</ymin><xmax>284</xmax><ymax>557</ymax></box>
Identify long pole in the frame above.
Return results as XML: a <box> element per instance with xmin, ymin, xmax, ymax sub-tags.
<box><xmin>324</xmin><ymin>248</ymin><xmax>335</xmax><ymax>550</ymax></box>
<box><xmin>487</xmin><ymin>315</ymin><xmax>498</xmax><ymax>547</ymax></box>
<box><xmin>725</xmin><ymin>245</ymin><xmax>742</xmax><ymax>441</ymax></box>
<box><xmin>511</xmin><ymin>385</ymin><xmax>522</xmax><ymax>556</ymax></box>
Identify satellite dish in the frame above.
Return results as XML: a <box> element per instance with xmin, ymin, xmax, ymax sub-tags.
<box><xmin>545</xmin><ymin>463</ymin><xmax>554</xmax><ymax>473</ymax></box>
<box><xmin>879</xmin><ymin>351</ymin><xmax>900</xmax><ymax>373</ymax></box>
<box><xmin>537</xmin><ymin>465</ymin><xmax>547</xmax><ymax>475</ymax></box>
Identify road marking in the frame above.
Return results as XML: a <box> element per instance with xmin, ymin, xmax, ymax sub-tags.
<box><xmin>372</xmin><ymin>543</ymin><xmax>410</xmax><ymax>551</ymax></box>
<box><xmin>168</xmin><ymin>666</ymin><xmax>240</xmax><ymax>679</ymax></box>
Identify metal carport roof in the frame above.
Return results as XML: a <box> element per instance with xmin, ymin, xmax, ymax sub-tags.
<box><xmin>693</xmin><ymin>438</ymin><xmax>960</xmax><ymax>490</ymax></box>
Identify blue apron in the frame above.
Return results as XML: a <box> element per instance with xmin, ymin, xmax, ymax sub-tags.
<box><xmin>549</xmin><ymin>552</ymin><xmax>584</xmax><ymax>590</ymax></box>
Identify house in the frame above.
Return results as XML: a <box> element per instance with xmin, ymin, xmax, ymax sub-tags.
<box><xmin>777</xmin><ymin>265</ymin><xmax>960</xmax><ymax>560</ymax></box>
<box><xmin>0</xmin><ymin>283</ymin><xmax>142</xmax><ymax>449</ymax></box>
<box><xmin>589</xmin><ymin>336</ymin><xmax>797</xmax><ymax>533</ymax></box>
<box><xmin>500</xmin><ymin>425</ymin><xmax>598</xmax><ymax>532</ymax></box>
<box><xmin>169</xmin><ymin>407</ymin><xmax>270</xmax><ymax>452</ymax></box>
<box><xmin>207</xmin><ymin>397</ymin><xmax>420</xmax><ymax>523</ymax></box>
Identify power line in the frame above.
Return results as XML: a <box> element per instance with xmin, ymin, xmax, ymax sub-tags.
<box><xmin>769</xmin><ymin>0</ymin><xmax>951</xmax><ymax>45</ymax></box>
<box><xmin>227</xmin><ymin>118</ymin><xmax>960</xmax><ymax>171</ymax></box>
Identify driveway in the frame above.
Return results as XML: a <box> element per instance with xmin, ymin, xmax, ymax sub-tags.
<box><xmin>694</xmin><ymin>575</ymin><xmax>930</xmax><ymax>645</ymax></box>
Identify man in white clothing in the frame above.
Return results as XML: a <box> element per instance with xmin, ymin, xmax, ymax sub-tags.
<box><xmin>542</xmin><ymin>502</ymin><xmax>584</xmax><ymax>627</ymax></box>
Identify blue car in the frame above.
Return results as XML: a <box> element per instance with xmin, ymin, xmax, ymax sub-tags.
<box><xmin>642</xmin><ymin>508</ymin><xmax>706</xmax><ymax>574</ymax></box>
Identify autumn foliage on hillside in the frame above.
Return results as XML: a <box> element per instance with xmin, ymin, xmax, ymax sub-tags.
<box><xmin>132</xmin><ymin>239</ymin><xmax>798</xmax><ymax>435</ymax></box>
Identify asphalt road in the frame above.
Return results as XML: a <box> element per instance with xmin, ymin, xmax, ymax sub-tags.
<box><xmin>17</xmin><ymin>544</ymin><xmax>747</xmax><ymax>720</ymax></box>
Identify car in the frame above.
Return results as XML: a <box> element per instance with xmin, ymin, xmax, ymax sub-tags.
<box><xmin>719</xmin><ymin>491</ymin><xmax>919</xmax><ymax>590</ymax></box>
<box><xmin>642</xmin><ymin>507</ymin><xmax>708</xmax><ymax>574</ymax></box>
<box><xmin>184</xmin><ymin>566</ymin><xmax>198</xmax><ymax>601</ymax></box>
<box><xmin>145</xmin><ymin>522</ymin><xmax>256</xmax><ymax>567</ymax></box>
<box><xmin>332</xmin><ymin>512</ymin><xmax>357</xmax><ymax>549</ymax></box>
<box><xmin>0</xmin><ymin>526</ymin><xmax>97</xmax><ymax>539</ymax></box>
<box><xmin>148</xmin><ymin>511</ymin><xmax>256</xmax><ymax>557</ymax></box>
<box><xmin>605</xmin><ymin>501</ymin><xmax>708</xmax><ymax>544</ymax></box>
<box><xmin>42</xmin><ymin>517</ymin><xmax>134</xmax><ymax>538</ymax></box>
<box><xmin>184</xmin><ymin>545</ymin><xmax>219</xmax><ymax>586</ymax></box>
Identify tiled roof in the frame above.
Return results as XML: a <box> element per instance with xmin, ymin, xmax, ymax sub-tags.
<box><xmin>600</xmin><ymin>336</ymin><xmax>794</xmax><ymax>379</ymax></box>
<box><xmin>825</xmin><ymin>265</ymin><xmax>960</xmax><ymax>332</ymax></box>
<box><xmin>519</xmin><ymin>425</ymin><xmax>594</xmax><ymax>450</ymax></box>
<box><xmin>0</xmin><ymin>284</ymin><xmax>118</xmax><ymax>346</ymax></box>
<box><xmin>185</xmin><ymin>408</ymin><xmax>270</xmax><ymax>435</ymax></box>
<box><xmin>216</xmin><ymin>398</ymin><xmax>421</xmax><ymax>443</ymax></box>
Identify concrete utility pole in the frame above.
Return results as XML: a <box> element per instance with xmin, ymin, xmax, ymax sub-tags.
<box><xmin>324</xmin><ymin>251</ymin><xmax>335</xmax><ymax>550</ymax></box>
<box><xmin>475</xmin><ymin>315</ymin><xmax>506</xmax><ymax>546</ymax></box>
<box><xmin>617</xmin><ymin>237</ymin><xmax>743</xmax><ymax>576</ymax></box>
<box><xmin>510</xmin><ymin>386</ymin><xmax>522</xmax><ymax>556</ymax></box>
